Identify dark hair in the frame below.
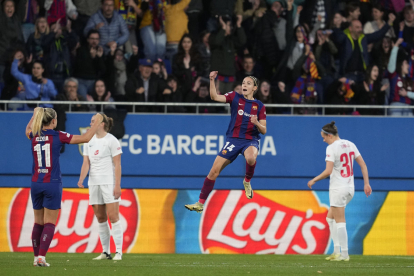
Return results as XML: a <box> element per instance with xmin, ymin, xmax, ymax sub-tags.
<box><xmin>99</xmin><ymin>112</ymin><xmax>114</xmax><ymax>132</ymax></box>
<box><xmin>371</xmin><ymin>4</ymin><xmax>384</xmax><ymax>13</ymax></box>
<box><xmin>365</xmin><ymin>65</ymin><xmax>380</xmax><ymax>84</ymax></box>
<box><xmin>294</xmin><ymin>25</ymin><xmax>309</xmax><ymax>42</ymax></box>
<box><xmin>33</xmin><ymin>60</ymin><xmax>44</xmax><ymax>69</ymax></box>
<box><xmin>175</xmin><ymin>34</ymin><xmax>201</xmax><ymax>65</ymax></box>
<box><xmin>87</xmin><ymin>29</ymin><xmax>100</xmax><ymax>39</ymax></box>
<box><xmin>92</xmin><ymin>79</ymin><xmax>110</xmax><ymax>102</ymax></box>
<box><xmin>245</xmin><ymin>76</ymin><xmax>260</xmax><ymax>94</ymax></box>
<box><xmin>101</xmin><ymin>0</ymin><xmax>113</xmax><ymax>4</ymax></box>
<box><xmin>243</xmin><ymin>55</ymin><xmax>254</xmax><ymax>62</ymax></box>
<box><xmin>346</xmin><ymin>2</ymin><xmax>360</xmax><ymax>17</ymax></box>
<box><xmin>256</xmin><ymin>80</ymin><xmax>272</xmax><ymax>103</ymax></box>
<box><xmin>322</xmin><ymin>121</ymin><xmax>338</xmax><ymax>136</ymax></box>
<box><xmin>232</xmin><ymin>81</ymin><xmax>242</xmax><ymax>89</ymax></box>
<box><xmin>166</xmin><ymin>74</ymin><xmax>178</xmax><ymax>83</ymax></box>
<box><xmin>404</xmin><ymin>5</ymin><xmax>414</xmax><ymax>15</ymax></box>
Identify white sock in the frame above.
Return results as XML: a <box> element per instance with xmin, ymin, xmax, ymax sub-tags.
<box><xmin>326</xmin><ymin>218</ymin><xmax>340</xmax><ymax>254</ymax></box>
<box><xmin>111</xmin><ymin>221</ymin><xmax>123</xmax><ymax>254</ymax></box>
<box><xmin>98</xmin><ymin>221</ymin><xmax>111</xmax><ymax>254</ymax></box>
<box><xmin>336</xmin><ymin>222</ymin><xmax>348</xmax><ymax>258</ymax></box>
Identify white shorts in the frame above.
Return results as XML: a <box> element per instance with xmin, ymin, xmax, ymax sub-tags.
<box><xmin>329</xmin><ymin>187</ymin><xmax>354</xmax><ymax>207</ymax></box>
<box><xmin>89</xmin><ymin>184</ymin><xmax>121</xmax><ymax>205</ymax></box>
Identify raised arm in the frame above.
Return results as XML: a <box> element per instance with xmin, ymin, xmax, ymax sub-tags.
<box><xmin>388</xmin><ymin>38</ymin><xmax>403</xmax><ymax>74</ymax></box>
<box><xmin>77</xmin><ymin>155</ymin><xmax>90</xmax><ymax>188</ymax></box>
<box><xmin>355</xmin><ymin>155</ymin><xmax>372</xmax><ymax>197</ymax></box>
<box><xmin>69</xmin><ymin>113</ymin><xmax>103</xmax><ymax>144</ymax></box>
<box><xmin>25</xmin><ymin>107</ymin><xmax>42</xmax><ymax>139</ymax></box>
<box><xmin>307</xmin><ymin>161</ymin><xmax>334</xmax><ymax>189</ymax></box>
<box><xmin>209</xmin><ymin>71</ymin><xmax>227</xmax><ymax>103</ymax></box>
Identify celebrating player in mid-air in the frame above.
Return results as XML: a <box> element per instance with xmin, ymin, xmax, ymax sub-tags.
<box><xmin>307</xmin><ymin>121</ymin><xmax>372</xmax><ymax>262</ymax></box>
<box><xmin>185</xmin><ymin>71</ymin><xmax>267</xmax><ymax>213</ymax></box>
<box><xmin>26</xmin><ymin>108</ymin><xmax>103</xmax><ymax>267</ymax></box>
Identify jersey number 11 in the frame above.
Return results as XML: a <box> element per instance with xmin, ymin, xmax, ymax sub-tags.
<box><xmin>34</xmin><ymin>143</ymin><xmax>51</xmax><ymax>167</ymax></box>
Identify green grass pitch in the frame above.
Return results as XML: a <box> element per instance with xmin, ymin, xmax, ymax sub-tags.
<box><xmin>0</xmin><ymin>253</ymin><xmax>413</xmax><ymax>276</ymax></box>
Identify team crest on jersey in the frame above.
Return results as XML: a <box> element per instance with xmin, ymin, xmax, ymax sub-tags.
<box><xmin>222</xmin><ymin>149</ymin><xmax>227</xmax><ymax>155</ymax></box>
<box><xmin>78</xmin><ymin>127</ymin><xmax>91</xmax><ymax>156</ymax></box>
<box><xmin>252</xmin><ymin>106</ymin><xmax>257</xmax><ymax>111</ymax></box>
<box><xmin>398</xmin><ymin>81</ymin><xmax>403</xmax><ymax>88</ymax></box>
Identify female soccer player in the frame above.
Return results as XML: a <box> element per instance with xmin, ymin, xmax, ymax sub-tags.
<box><xmin>26</xmin><ymin>108</ymin><xmax>103</xmax><ymax>267</ymax></box>
<box><xmin>77</xmin><ymin>113</ymin><xmax>123</xmax><ymax>261</ymax></box>
<box><xmin>307</xmin><ymin>121</ymin><xmax>372</xmax><ymax>262</ymax></box>
<box><xmin>185</xmin><ymin>71</ymin><xmax>267</xmax><ymax>213</ymax></box>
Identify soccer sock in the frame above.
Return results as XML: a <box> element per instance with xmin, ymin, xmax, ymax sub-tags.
<box><xmin>39</xmin><ymin>223</ymin><xmax>55</xmax><ymax>257</ymax></box>
<box><xmin>326</xmin><ymin>218</ymin><xmax>340</xmax><ymax>254</ymax></box>
<box><xmin>32</xmin><ymin>223</ymin><xmax>44</xmax><ymax>257</ymax></box>
<box><xmin>199</xmin><ymin>177</ymin><xmax>215</xmax><ymax>204</ymax></box>
<box><xmin>244</xmin><ymin>161</ymin><xmax>256</xmax><ymax>182</ymax></box>
<box><xmin>336</xmin><ymin>222</ymin><xmax>349</xmax><ymax>258</ymax></box>
<box><xmin>98</xmin><ymin>221</ymin><xmax>111</xmax><ymax>254</ymax></box>
<box><xmin>111</xmin><ymin>221</ymin><xmax>123</xmax><ymax>254</ymax></box>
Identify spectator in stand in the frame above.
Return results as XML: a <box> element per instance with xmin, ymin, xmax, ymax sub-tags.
<box><xmin>207</xmin><ymin>0</ymin><xmax>236</xmax><ymax>32</ymax></box>
<box><xmin>300</xmin><ymin>0</ymin><xmax>334</xmax><ymax>30</ymax></box>
<box><xmin>45</xmin><ymin>19</ymin><xmax>78</xmax><ymax>93</ymax></box>
<box><xmin>164</xmin><ymin>0</ymin><xmax>191</xmax><ymax>61</ymax></box>
<box><xmin>26</xmin><ymin>17</ymin><xmax>55</xmax><ymax>61</ymax></box>
<box><xmin>210</xmin><ymin>14</ymin><xmax>246</xmax><ymax>94</ymax></box>
<box><xmin>84</xmin><ymin>0</ymin><xmax>129</xmax><ymax>54</ymax></box>
<box><xmin>364</xmin><ymin>5</ymin><xmax>395</xmax><ymax>53</ymax></box>
<box><xmin>137</xmin><ymin>0</ymin><xmax>167</xmax><ymax>61</ymax></box>
<box><xmin>254</xmin><ymin>0</ymin><xmax>293</xmax><ymax>80</ymax></box>
<box><xmin>164</xmin><ymin>74</ymin><xmax>185</xmax><ymax>112</ymax></box>
<box><xmin>400</xmin><ymin>3</ymin><xmax>414</xmax><ymax>47</ymax></box>
<box><xmin>113</xmin><ymin>0</ymin><xmax>139</xmax><ymax>55</ymax></box>
<box><xmin>172</xmin><ymin>34</ymin><xmax>202</xmax><ymax>97</ymax></box>
<box><xmin>21</xmin><ymin>0</ymin><xmax>41</xmax><ymax>42</ymax></box>
<box><xmin>324</xmin><ymin>77</ymin><xmax>356</xmax><ymax>115</ymax></box>
<box><xmin>198</xmin><ymin>30</ymin><xmax>211</xmax><ymax>78</ymax></box>
<box><xmin>371</xmin><ymin>36</ymin><xmax>392</xmax><ymax>74</ymax></box>
<box><xmin>55</xmin><ymin>78</ymin><xmax>89</xmax><ymax>112</ymax></box>
<box><xmin>153</xmin><ymin>59</ymin><xmax>167</xmax><ymax>80</ymax></box>
<box><xmin>87</xmin><ymin>79</ymin><xmax>116</xmax><ymax>112</ymax></box>
<box><xmin>332</xmin><ymin>14</ymin><xmax>395</xmax><ymax>83</ymax></box>
<box><xmin>341</xmin><ymin>2</ymin><xmax>361</xmax><ymax>30</ymax></box>
<box><xmin>71</xmin><ymin>0</ymin><xmax>101</xmax><ymax>39</ymax></box>
<box><xmin>186</xmin><ymin>0</ymin><xmax>203</xmax><ymax>42</ymax></box>
<box><xmin>255</xmin><ymin>79</ymin><xmax>275</xmax><ymax>113</ymax></box>
<box><xmin>125</xmin><ymin>58</ymin><xmax>170</xmax><ymax>111</ymax></box>
<box><xmin>44</xmin><ymin>0</ymin><xmax>78</xmax><ymax>25</ymax></box>
<box><xmin>73</xmin><ymin>29</ymin><xmax>106</xmax><ymax>97</ymax></box>
<box><xmin>11</xmin><ymin>53</ymin><xmax>57</xmax><ymax>108</ymax></box>
<box><xmin>236</xmin><ymin>54</ymin><xmax>261</xmax><ymax>81</ymax></box>
<box><xmin>387</xmin><ymin>38</ymin><xmax>414</xmax><ymax>116</ymax></box>
<box><xmin>0</xmin><ymin>49</ymin><xmax>32</xmax><ymax>102</ymax></box>
<box><xmin>353</xmin><ymin>65</ymin><xmax>388</xmax><ymax>115</ymax></box>
<box><xmin>233</xmin><ymin>81</ymin><xmax>242</xmax><ymax>94</ymax></box>
<box><xmin>186</xmin><ymin>76</ymin><xmax>216</xmax><ymax>113</ymax></box>
<box><xmin>0</xmin><ymin>0</ymin><xmax>27</xmax><ymax>82</ymax></box>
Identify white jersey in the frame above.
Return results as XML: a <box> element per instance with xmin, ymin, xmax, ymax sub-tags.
<box><xmin>325</xmin><ymin>139</ymin><xmax>361</xmax><ymax>190</ymax></box>
<box><xmin>83</xmin><ymin>133</ymin><xmax>122</xmax><ymax>186</ymax></box>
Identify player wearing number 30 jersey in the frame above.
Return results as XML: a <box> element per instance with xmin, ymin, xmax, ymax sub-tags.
<box><xmin>185</xmin><ymin>71</ymin><xmax>267</xmax><ymax>213</ymax></box>
<box><xmin>307</xmin><ymin>121</ymin><xmax>372</xmax><ymax>262</ymax></box>
<box><xmin>26</xmin><ymin>108</ymin><xmax>103</xmax><ymax>267</ymax></box>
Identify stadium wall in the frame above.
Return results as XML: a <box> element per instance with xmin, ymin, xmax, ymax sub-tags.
<box><xmin>0</xmin><ymin>113</ymin><xmax>413</xmax><ymax>255</ymax></box>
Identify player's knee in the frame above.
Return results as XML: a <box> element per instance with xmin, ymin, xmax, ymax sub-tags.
<box><xmin>246</xmin><ymin>156</ymin><xmax>256</xmax><ymax>166</ymax></box>
<box><xmin>96</xmin><ymin>214</ymin><xmax>107</xmax><ymax>223</ymax></box>
<box><xmin>109</xmin><ymin>216</ymin><xmax>119</xmax><ymax>224</ymax></box>
<box><xmin>208</xmin><ymin>168</ymin><xmax>220</xmax><ymax>179</ymax></box>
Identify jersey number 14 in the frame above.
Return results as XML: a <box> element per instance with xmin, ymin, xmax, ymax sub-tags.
<box><xmin>34</xmin><ymin>143</ymin><xmax>51</xmax><ymax>167</ymax></box>
<box><xmin>340</xmin><ymin>152</ymin><xmax>355</xmax><ymax>178</ymax></box>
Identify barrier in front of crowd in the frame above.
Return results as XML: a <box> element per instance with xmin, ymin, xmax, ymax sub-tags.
<box><xmin>0</xmin><ymin>113</ymin><xmax>413</xmax><ymax>255</ymax></box>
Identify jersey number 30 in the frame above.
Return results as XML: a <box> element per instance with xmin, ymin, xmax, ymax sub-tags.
<box><xmin>34</xmin><ymin>144</ymin><xmax>51</xmax><ymax>167</ymax></box>
<box><xmin>340</xmin><ymin>152</ymin><xmax>355</xmax><ymax>178</ymax></box>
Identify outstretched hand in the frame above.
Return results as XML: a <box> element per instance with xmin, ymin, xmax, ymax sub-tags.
<box><xmin>209</xmin><ymin>71</ymin><xmax>218</xmax><ymax>80</ymax></box>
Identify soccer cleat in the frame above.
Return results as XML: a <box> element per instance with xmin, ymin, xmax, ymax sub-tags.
<box><xmin>325</xmin><ymin>253</ymin><xmax>341</xmax><ymax>261</ymax></box>
<box><xmin>330</xmin><ymin>255</ymin><xmax>350</xmax><ymax>262</ymax></box>
<box><xmin>93</xmin><ymin>252</ymin><xmax>112</xmax><ymax>260</ymax></box>
<box><xmin>37</xmin><ymin>258</ymin><xmax>50</xmax><ymax>267</ymax></box>
<box><xmin>113</xmin><ymin>252</ymin><xmax>122</xmax><ymax>261</ymax></box>
<box><xmin>243</xmin><ymin>180</ymin><xmax>254</xmax><ymax>199</ymax></box>
<box><xmin>185</xmin><ymin>202</ymin><xmax>204</xmax><ymax>213</ymax></box>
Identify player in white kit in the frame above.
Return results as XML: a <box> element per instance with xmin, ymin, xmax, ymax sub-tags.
<box><xmin>307</xmin><ymin>121</ymin><xmax>372</xmax><ymax>262</ymax></box>
<box><xmin>77</xmin><ymin>113</ymin><xmax>124</xmax><ymax>261</ymax></box>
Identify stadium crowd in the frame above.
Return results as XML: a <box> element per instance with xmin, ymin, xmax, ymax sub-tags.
<box><xmin>0</xmin><ymin>0</ymin><xmax>413</xmax><ymax>116</ymax></box>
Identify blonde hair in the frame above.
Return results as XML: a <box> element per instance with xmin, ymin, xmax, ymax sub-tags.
<box><xmin>34</xmin><ymin>17</ymin><xmax>50</xmax><ymax>39</ymax></box>
<box><xmin>32</xmin><ymin>108</ymin><xmax>57</xmax><ymax>137</ymax></box>
<box><xmin>98</xmin><ymin>113</ymin><xmax>114</xmax><ymax>132</ymax></box>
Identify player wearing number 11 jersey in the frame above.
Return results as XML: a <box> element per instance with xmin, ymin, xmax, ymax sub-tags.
<box><xmin>26</xmin><ymin>108</ymin><xmax>103</xmax><ymax>267</ymax></box>
<box><xmin>185</xmin><ymin>71</ymin><xmax>267</xmax><ymax>213</ymax></box>
<box><xmin>307</xmin><ymin>121</ymin><xmax>372</xmax><ymax>262</ymax></box>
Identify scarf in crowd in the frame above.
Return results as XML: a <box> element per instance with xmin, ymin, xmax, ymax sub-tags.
<box><xmin>341</xmin><ymin>79</ymin><xmax>354</xmax><ymax>102</ymax></box>
<box><xmin>116</xmin><ymin>0</ymin><xmax>137</xmax><ymax>25</ymax></box>
<box><xmin>149</xmin><ymin>0</ymin><xmax>167</xmax><ymax>32</ymax></box>
<box><xmin>291</xmin><ymin>56</ymin><xmax>320</xmax><ymax>103</ymax></box>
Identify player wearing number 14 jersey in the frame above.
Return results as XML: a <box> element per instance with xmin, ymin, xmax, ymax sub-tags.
<box><xmin>185</xmin><ymin>71</ymin><xmax>267</xmax><ymax>213</ymax></box>
<box><xmin>307</xmin><ymin>121</ymin><xmax>372</xmax><ymax>262</ymax></box>
<box><xmin>26</xmin><ymin>108</ymin><xmax>103</xmax><ymax>267</ymax></box>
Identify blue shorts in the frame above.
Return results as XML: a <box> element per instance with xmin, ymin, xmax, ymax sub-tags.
<box><xmin>31</xmin><ymin>182</ymin><xmax>62</xmax><ymax>210</ymax></box>
<box><xmin>218</xmin><ymin>137</ymin><xmax>259</xmax><ymax>162</ymax></box>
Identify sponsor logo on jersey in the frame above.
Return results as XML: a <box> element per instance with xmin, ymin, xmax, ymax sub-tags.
<box><xmin>200</xmin><ymin>190</ymin><xmax>329</xmax><ymax>254</ymax></box>
<box><xmin>238</xmin><ymin>110</ymin><xmax>244</xmax><ymax>116</ymax></box>
<box><xmin>221</xmin><ymin>150</ymin><xmax>227</xmax><ymax>155</ymax></box>
<box><xmin>8</xmin><ymin>188</ymin><xmax>139</xmax><ymax>253</ymax></box>
<box><xmin>94</xmin><ymin>150</ymin><xmax>99</xmax><ymax>155</ymax></box>
<box><xmin>117</xmin><ymin>147</ymin><xmax>121</xmax><ymax>151</ymax></box>
<box><xmin>238</xmin><ymin>110</ymin><xmax>254</xmax><ymax>117</ymax></box>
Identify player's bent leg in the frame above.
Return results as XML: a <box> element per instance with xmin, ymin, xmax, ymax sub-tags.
<box><xmin>185</xmin><ymin>156</ymin><xmax>231</xmax><ymax>213</ymax></box>
<box><xmin>243</xmin><ymin>146</ymin><xmax>258</xmax><ymax>199</ymax></box>
<box><xmin>92</xmin><ymin>204</ymin><xmax>112</xmax><ymax>260</ymax></box>
<box><xmin>107</xmin><ymin>202</ymin><xmax>123</xmax><ymax>260</ymax></box>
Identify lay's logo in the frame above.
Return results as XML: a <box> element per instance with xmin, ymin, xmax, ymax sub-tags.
<box><xmin>200</xmin><ymin>190</ymin><xmax>330</xmax><ymax>254</ymax></box>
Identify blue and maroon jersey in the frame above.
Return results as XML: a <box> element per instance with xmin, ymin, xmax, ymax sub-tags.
<box><xmin>389</xmin><ymin>72</ymin><xmax>412</xmax><ymax>105</ymax></box>
<box><xmin>29</xmin><ymin>129</ymin><xmax>73</xmax><ymax>183</ymax></box>
<box><xmin>224</xmin><ymin>91</ymin><xmax>266</xmax><ymax>140</ymax></box>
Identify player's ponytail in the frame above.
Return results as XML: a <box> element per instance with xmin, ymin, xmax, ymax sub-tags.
<box><xmin>32</xmin><ymin>108</ymin><xmax>57</xmax><ymax>137</ymax></box>
<box><xmin>100</xmin><ymin>113</ymin><xmax>114</xmax><ymax>132</ymax></box>
<box><xmin>322</xmin><ymin>121</ymin><xmax>338</xmax><ymax>136</ymax></box>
